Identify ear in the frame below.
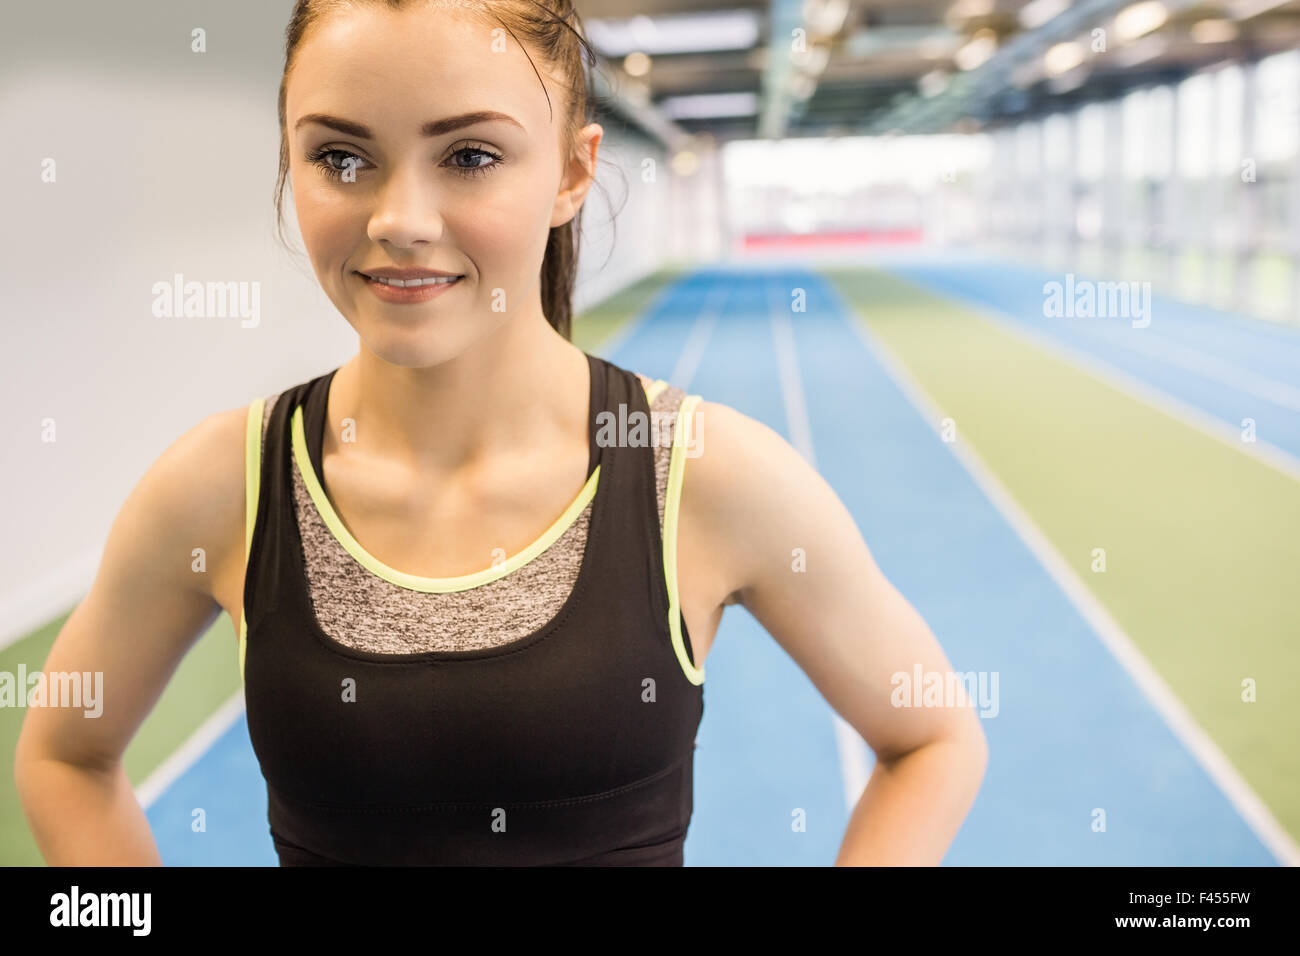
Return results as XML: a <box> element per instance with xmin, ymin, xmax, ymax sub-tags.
<box><xmin>550</xmin><ymin>123</ymin><xmax>603</xmax><ymax>229</ymax></box>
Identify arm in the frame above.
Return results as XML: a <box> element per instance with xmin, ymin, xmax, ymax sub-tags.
<box><xmin>683</xmin><ymin>401</ymin><xmax>988</xmax><ymax>865</ymax></box>
<box><xmin>12</xmin><ymin>406</ymin><xmax>247</xmax><ymax>865</ymax></box>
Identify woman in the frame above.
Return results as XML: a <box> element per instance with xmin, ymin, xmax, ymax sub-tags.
<box><xmin>14</xmin><ymin>0</ymin><xmax>987</xmax><ymax>866</ymax></box>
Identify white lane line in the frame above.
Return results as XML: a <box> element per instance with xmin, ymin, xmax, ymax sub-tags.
<box><xmin>135</xmin><ymin>689</ymin><xmax>245</xmax><ymax>810</ymax></box>
<box><xmin>899</xmin><ymin>278</ymin><xmax>1300</xmax><ymax>483</ymax></box>
<box><xmin>589</xmin><ymin>270</ymin><xmax>690</xmax><ymax>359</ymax></box>
<box><xmin>669</xmin><ymin>281</ymin><xmax>727</xmax><ymax>390</ymax></box>
<box><xmin>830</xmin><ymin>278</ymin><xmax>1300</xmax><ymax>867</ymax></box>
<box><xmin>1048</xmin><ymin>320</ymin><xmax>1300</xmax><ymax>413</ymax></box>
<box><xmin>766</xmin><ymin>278</ymin><xmax>874</xmax><ymax>815</ymax></box>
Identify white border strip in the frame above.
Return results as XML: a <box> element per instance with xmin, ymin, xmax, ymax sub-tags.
<box><xmin>766</xmin><ymin>280</ymin><xmax>873</xmax><ymax>814</ymax></box>
<box><xmin>669</xmin><ymin>282</ymin><xmax>727</xmax><ymax>389</ymax></box>
<box><xmin>906</xmin><ymin>279</ymin><xmax>1300</xmax><ymax>483</ymax></box>
<box><xmin>134</xmin><ymin>689</ymin><xmax>246</xmax><ymax>810</ymax></box>
<box><xmin>0</xmin><ymin>547</ymin><xmax>100</xmax><ymax>653</ymax></box>
<box><xmin>834</xmin><ymin>280</ymin><xmax>1300</xmax><ymax>866</ymax></box>
<box><xmin>1077</xmin><ymin>325</ymin><xmax>1300</xmax><ymax>413</ymax></box>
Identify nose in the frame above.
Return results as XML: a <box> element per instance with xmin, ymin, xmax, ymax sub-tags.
<box><xmin>366</xmin><ymin>159</ymin><xmax>445</xmax><ymax>249</ymax></box>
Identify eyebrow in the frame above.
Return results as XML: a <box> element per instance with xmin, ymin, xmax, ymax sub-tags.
<box><xmin>294</xmin><ymin>110</ymin><xmax>524</xmax><ymax>138</ymax></box>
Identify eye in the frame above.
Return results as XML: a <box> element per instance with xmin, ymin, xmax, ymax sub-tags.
<box><xmin>307</xmin><ymin>147</ymin><xmax>370</xmax><ymax>181</ymax></box>
<box><xmin>305</xmin><ymin>143</ymin><xmax>504</xmax><ymax>182</ymax></box>
<box><xmin>444</xmin><ymin>143</ymin><xmax>504</xmax><ymax>178</ymax></box>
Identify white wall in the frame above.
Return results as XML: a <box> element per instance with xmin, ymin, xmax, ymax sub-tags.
<box><xmin>0</xmin><ymin>1</ymin><xmax>672</xmax><ymax>644</ymax></box>
<box><xmin>573</xmin><ymin>123</ymin><xmax>676</xmax><ymax>308</ymax></box>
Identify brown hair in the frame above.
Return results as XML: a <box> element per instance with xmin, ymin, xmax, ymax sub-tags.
<box><xmin>273</xmin><ymin>0</ymin><xmax>611</xmax><ymax>340</ymax></box>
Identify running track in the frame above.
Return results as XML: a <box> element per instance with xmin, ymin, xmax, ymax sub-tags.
<box><xmin>141</xmin><ymin>261</ymin><xmax>1293</xmax><ymax>866</ymax></box>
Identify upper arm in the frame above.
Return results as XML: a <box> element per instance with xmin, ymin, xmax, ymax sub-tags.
<box><xmin>14</xmin><ymin>405</ymin><xmax>249</xmax><ymax>772</ymax></box>
<box><xmin>684</xmin><ymin>400</ymin><xmax>987</xmax><ymax>763</ymax></box>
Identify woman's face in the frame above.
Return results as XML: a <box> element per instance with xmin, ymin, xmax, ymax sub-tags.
<box><xmin>285</xmin><ymin>4</ymin><xmax>601</xmax><ymax>367</ymax></box>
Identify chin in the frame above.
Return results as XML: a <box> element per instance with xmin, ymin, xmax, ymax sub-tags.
<box><xmin>355</xmin><ymin>317</ymin><xmax>479</xmax><ymax>369</ymax></box>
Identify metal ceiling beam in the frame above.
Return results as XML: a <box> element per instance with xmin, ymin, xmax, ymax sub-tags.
<box><xmin>868</xmin><ymin>0</ymin><xmax>1206</xmax><ymax>134</ymax></box>
<box><xmin>590</xmin><ymin>59</ymin><xmax>693</xmax><ymax>152</ymax></box>
<box><xmin>757</xmin><ymin>0</ymin><xmax>807</xmax><ymax>139</ymax></box>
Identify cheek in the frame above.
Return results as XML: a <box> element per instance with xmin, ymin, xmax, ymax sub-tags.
<box><xmin>446</xmin><ymin>180</ymin><xmax>554</xmax><ymax>268</ymax></box>
<box><xmin>294</xmin><ymin>171</ymin><xmax>362</xmax><ymax>265</ymax></box>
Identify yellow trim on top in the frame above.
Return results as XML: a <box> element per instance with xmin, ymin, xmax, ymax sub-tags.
<box><xmin>634</xmin><ymin>372</ymin><xmax>668</xmax><ymax>404</ymax></box>
<box><xmin>238</xmin><ymin>372</ymin><xmax>658</xmax><ymax>675</ymax></box>
<box><xmin>291</xmin><ymin>405</ymin><xmax>601</xmax><ymax>593</ymax></box>
<box><xmin>239</xmin><ymin>612</ymin><xmax>248</xmax><ymax>681</ymax></box>
<box><xmin>240</xmin><ymin>397</ymin><xmax>266</xmax><ymax>683</ymax></box>
<box><xmin>664</xmin><ymin>394</ymin><xmax>705</xmax><ymax>685</ymax></box>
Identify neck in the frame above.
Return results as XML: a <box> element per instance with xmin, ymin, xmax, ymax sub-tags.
<box><xmin>329</xmin><ymin>311</ymin><xmax>589</xmax><ymax>477</ymax></box>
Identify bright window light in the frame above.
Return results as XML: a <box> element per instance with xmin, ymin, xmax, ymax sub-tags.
<box><xmin>1114</xmin><ymin>1</ymin><xmax>1169</xmax><ymax>42</ymax></box>
<box><xmin>1044</xmin><ymin>41</ymin><xmax>1086</xmax><ymax>76</ymax></box>
<box><xmin>1190</xmin><ymin>19</ymin><xmax>1238</xmax><ymax>42</ymax></box>
<box><xmin>919</xmin><ymin>70</ymin><xmax>950</xmax><ymax>98</ymax></box>
<box><xmin>1227</xmin><ymin>0</ymin><xmax>1289</xmax><ymax>20</ymax></box>
<box><xmin>660</xmin><ymin>92</ymin><xmax>760</xmax><ymax>120</ymax></box>
<box><xmin>1019</xmin><ymin>0</ymin><xmax>1071</xmax><ymax>30</ymax></box>
<box><xmin>955</xmin><ymin>29</ymin><xmax>997</xmax><ymax>71</ymax></box>
<box><xmin>585</xmin><ymin>11</ymin><xmax>761</xmax><ymax>56</ymax></box>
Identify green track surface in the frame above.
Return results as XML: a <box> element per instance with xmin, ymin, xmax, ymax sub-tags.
<box><xmin>824</xmin><ymin>266</ymin><xmax>1300</xmax><ymax>845</ymax></box>
<box><xmin>0</xmin><ymin>265</ymin><xmax>682</xmax><ymax>866</ymax></box>
<box><xmin>0</xmin><ymin>614</ymin><xmax>240</xmax><ymax>864</ymax></box>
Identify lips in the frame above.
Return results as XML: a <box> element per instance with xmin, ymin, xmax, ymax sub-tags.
<box><xmin>358</xmin><ymin>269</ymin><xmax>465</xmax><ymax>287</ymax></box>
<box><xmin>356</xmin><ymin>269</ymin><xmax>464</xmax><ymax>304</ymax></box>
<box><xmin>359</xmin><ymin>272</ymin><xmax>462</xmax><ymax>288</ymax></box>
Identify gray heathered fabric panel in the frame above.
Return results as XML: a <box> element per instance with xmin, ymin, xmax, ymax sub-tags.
<box><xmin>256</xmin><ymin>373</ymin><xmax>688</xmax><ymax>653</ymax></box>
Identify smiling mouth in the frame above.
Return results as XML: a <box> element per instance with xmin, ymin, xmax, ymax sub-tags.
<box><xmin>357</xmin><ymin>272</ymin><xmax>464</xmax><ymax>288</ymax></box>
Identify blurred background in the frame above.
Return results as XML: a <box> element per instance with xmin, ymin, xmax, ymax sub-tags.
<box><xmin>2</xmin><ymin>0</ymin><xmax>1297</xmax><ymax>865</ymax></box>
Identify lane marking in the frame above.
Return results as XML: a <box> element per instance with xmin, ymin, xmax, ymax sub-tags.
<box><xmin>590</xmin><ymin>270</ymin><xmax>694</xmax><ymax>359</ymax></box>
<box><xmin>669</xmin><ymin>281</ymin><xmax>727</xmax><ymax>390</ymax></box>
<box><xmin>1076</xmin><ymin>325</ymin><xmax>1300</xmax><ymax>412</ymax></box>
<box><xmin>828</xmin><ymin>274</ymin><xmax>1300</xmax><ymax>866</ymax></box>
<box><xmin>888</xmin><ymin>272</ymin><xmax>1300</xmax><ymax>482</ymax></box>
<box><xmin>134</xmin><ymin>689</ymin><xmax>246</xmax><ymax>811</ymax></box>
<box><xmin>766</xmin><ymin>276</ymin><xmax>873</xmax><ymax>815</ymax></box>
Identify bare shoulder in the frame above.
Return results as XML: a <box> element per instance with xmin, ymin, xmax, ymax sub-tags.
<box><xmin>186</xmin><ymin>403</ymin><xmax>253</xmax><ymax>587</ymax></box>
<box><xmin>126</xmin><ymin>402</ymin><xmax>250</xmax><ymax>601</ymax></box>
<box><xmin>683</xmin><ymin>399</ymin><xmax>811</xmax><ymax>509</ymax></box>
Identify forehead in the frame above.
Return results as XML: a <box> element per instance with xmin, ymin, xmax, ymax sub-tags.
<box><xmin>286</xmin><ymin>3</ymin><xmax>559</xmax><ymax>132</ymax></box>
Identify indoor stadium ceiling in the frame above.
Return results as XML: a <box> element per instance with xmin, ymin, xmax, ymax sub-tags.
<box><xmin>573</xmin><ymin>0</ymin><xmax>1300</xmax><ymax>143</ymax></box>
